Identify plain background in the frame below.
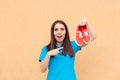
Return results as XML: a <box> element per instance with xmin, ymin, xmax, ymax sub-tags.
<box><xmin>0</xmin><ymin>0</ymin><xmax>120</xmax><ymax>80</ymax></box>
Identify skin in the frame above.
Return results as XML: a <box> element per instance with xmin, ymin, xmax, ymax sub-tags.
<box><xmin>53</xmin><ymin>23</ymin><xmax>66</xmax><ymax>46</ymax></box>
<box><xmin>40</xmin><ymin>23</ymin><xmax>66</xmax><ymax>72</ymax></box>
<box><xmin>40</xmin><ymin>19</ymin><xmax>96</xmax><ymax>73</ymax></box>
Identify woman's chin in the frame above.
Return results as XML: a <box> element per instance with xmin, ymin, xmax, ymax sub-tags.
<box><xmin>56</xmin><ymin>39</ymin><xmax>63</xmax><ymax>43</ymax></box>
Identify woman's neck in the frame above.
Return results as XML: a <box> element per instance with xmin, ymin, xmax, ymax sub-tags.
<box><xmin>56</xmin><ymin>41</ymin><xmax>63</xmax><ymax>46</ymax></box>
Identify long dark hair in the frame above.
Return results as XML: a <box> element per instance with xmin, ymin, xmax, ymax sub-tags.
<box><xmin>47</xmin><ymin>20</ymin><xmax>74</xmax><ymax>57</ymax></box>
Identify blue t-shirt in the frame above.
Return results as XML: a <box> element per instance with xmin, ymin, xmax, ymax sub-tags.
<box><xmin>39</xmin><ymin>41</ymin><xmax>81</xmax><ymax>80</ymax></box>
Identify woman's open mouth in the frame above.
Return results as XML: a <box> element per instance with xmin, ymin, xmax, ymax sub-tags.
<box><xmin>57</xmin><ymin>35</ymin><xmax>62</xmax><ymax>38</ymax></box>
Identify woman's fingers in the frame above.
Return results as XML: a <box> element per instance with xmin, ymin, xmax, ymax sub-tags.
<box><xmin>48</xmin><ymin>47</ymin><xmax>64</xmax><ymax>56</ymax></box>
<box><xmin>80</xmin><ymin>19</ymin><xmax>87</xmax><ymax>26</ymax></box>
<box><xmin>57</xmin><ymin>47</ymin><xmax>64</xmax><ymax>51</ymax></box>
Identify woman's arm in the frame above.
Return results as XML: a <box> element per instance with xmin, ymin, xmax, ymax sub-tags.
<box><xmin>86</xmin><ymin>23</ymin><xmax>96</xmax><ymax>42</ymax></box>
<box><xmin>81</xmin><ymin>19</ymin><xmax>96</xmax><ymax>48</ymax></box>
<box><xmin>40</xmin><ymin>53</ymin><xmax>51</xmax><ymax>73</ymax></box>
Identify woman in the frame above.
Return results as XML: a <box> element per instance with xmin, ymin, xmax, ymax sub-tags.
<box><xmin>39</xmin><ymin>19</ymin><xmax>96</xmax><ymax>80</ymax></box>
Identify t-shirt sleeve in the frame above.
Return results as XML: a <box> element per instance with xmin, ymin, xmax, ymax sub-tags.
<box><xmin>38</xmin><ymin>46</ymin><xmax>48</xmax><ymax>62</ymax></box>
<box><xmin>71</xmin><ymin>40</ymin><xmax>81</xmax><ymax>54</ymax></box>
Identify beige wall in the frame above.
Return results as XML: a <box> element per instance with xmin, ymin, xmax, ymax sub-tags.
<box><xmin>0</xmin><ymin>0</ymin><xmax>120</xmax><ymax>80</ymax></box>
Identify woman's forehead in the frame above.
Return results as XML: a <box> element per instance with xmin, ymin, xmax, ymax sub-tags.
<box><xmin>54</xmin><ymin>23</ymin><xmax>65</xmax><ymax>28</ymax></box>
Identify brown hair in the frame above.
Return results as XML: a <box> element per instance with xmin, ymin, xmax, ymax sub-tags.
<box><xmin>47</xmin><ymin>20</ymin><xmax>74</xmax><ymax>57</ymax></box>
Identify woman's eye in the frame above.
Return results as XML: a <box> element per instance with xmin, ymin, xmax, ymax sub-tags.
<box><xmin>54</xmin><ymin>28</ymin><xmax>58</xmax><ymax>31</ymax></box>
<box><xmin>61</xmin><ymin>28</ymin><xmax>64</xmax><ymax>31</ymax></box>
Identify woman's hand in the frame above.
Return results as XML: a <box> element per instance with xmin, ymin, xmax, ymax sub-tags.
<box><xmin>80</xmin><ymin>19</ymin><xmax>87</xmax><ymax>26</ymax></box>
<box><xmin>47</xmin><ymin>47</ymin><xmax>64</xmax><ymax>56</ymax></box>
<box><xmin>80</xmin><ymin>19</ymin><xmax>96</xmax><ymax>47</ymax></box>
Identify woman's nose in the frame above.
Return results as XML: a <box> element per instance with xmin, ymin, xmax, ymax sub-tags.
<box><xmin>57</xmin><ymin>29</ymin><xmax>62</xmax><ymax>34</ymax></box>
<box><xmin>58</xmin><ymin>29</ymin><xmax>61</xmax><ymax>32</ymax></box>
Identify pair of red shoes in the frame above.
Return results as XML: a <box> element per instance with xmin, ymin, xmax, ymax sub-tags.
<box><xmin>75</xmin><ymin>24</ymin><xmax>91</xmax><ymax>46</ymax></box>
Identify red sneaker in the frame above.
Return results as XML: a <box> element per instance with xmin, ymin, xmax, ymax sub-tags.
<box><xmin>82</xmin><ymin>25</ymin><xmax>91</xmax><ymax>44</ymax></box>
<box><xmin>75</xmin><ymin>25</ymin><xmax>83</xmax><ymax>46</ymax></box>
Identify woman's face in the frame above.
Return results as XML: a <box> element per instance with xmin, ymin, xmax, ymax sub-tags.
<box><xmin>54</xmin><ymin>23</ymin><xmax>66</xmax><ymax>44</ymax></box>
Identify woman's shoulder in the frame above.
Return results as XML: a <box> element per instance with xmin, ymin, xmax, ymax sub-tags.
<box><xmin>70</xmin><ymin>40</ymin><xmax>76</xmax><ymax>45</ymax></box>
<box><xmin>70</xmin><ymin>40</ymin><xmax>81</xmax><ymax>54</ymax></box>
<box><xmin>41</xmin><ymin>45</ymin><xmax>48</xmax><ymax>51</ymax></box>
<box><xmin>70</xmin><ymin>40</ymin><xmax>81</xmax><ymax>50</ymax></box>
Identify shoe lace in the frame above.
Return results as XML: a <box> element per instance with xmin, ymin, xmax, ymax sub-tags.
<box><xmin>84</xmin><ymin>31</ymin><xmax>88</xmax><ymax>36</ymax></box>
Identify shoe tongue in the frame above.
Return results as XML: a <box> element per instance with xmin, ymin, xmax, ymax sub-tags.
<box><xmin>84</xmin><ymin>31</ymin><xmax>88</xmax><ymax>36</ymax></box>
<box><xmin>78</xmin><ymin>25</ymin><xmax>82</xmax><ymax>30</ymax></box>
<box><xmin>81</xmin><ymin>25</ymin><xmax>86</xmax><ymax>27</ymax></box>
